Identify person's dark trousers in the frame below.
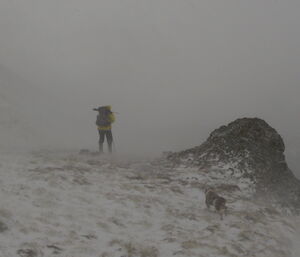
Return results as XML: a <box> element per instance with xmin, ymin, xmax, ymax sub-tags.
<box><xmin>98</xmin><ymin>130</ymin><xmax>113</xmax><ymax>153</ymax></box>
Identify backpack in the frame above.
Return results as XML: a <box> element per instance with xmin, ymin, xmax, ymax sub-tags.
<box><xmin>96</xmin><ymin>106</ymin><xmax>112</xmax><ymax>127</ymax></box>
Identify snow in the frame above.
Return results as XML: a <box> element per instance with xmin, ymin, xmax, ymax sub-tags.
<box><xmin>0</xmin><ymin>151</ymin><xmax>299</xmax><ymax>257</ymax></box>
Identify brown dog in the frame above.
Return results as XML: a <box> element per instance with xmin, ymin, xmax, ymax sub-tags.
<box><xmin>205</xmin><ymin>188</ymin><xmax>227</xmax><ymax>220</ymax></box>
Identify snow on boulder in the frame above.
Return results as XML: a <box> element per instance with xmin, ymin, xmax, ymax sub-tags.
<box><xmin>166</xmin><ymin>117</ymin><xmax>300</xmax><ymax>212</ymax></box>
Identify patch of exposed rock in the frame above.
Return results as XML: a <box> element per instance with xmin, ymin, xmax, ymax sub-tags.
<box><xmin>167</xmin><ymin>118</ymin><xmax>300</xmax><ymax>211</ymax></box>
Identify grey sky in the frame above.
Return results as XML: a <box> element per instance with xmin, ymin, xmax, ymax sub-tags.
<box><xmin>0</xmin><ymin>1</ymin><xmax>299</xmax><ymax>174</ymax></box>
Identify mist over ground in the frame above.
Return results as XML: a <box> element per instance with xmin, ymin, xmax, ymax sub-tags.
<box><xmin>0</xmin><ymin>1</ymin><xmax>299</xmax><ymax>176</ymax></box>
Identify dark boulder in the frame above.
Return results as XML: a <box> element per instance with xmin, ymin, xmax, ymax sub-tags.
<box><xmin>167</xmin><ymin>118</ymin><xmax>300</xmax><ymax>211</ymax></box>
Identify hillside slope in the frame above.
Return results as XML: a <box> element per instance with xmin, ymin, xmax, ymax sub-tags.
<box><xmin>0</xmin><ymin>151</ymin><xmax>299</xmax><ymax>257</ymax></box>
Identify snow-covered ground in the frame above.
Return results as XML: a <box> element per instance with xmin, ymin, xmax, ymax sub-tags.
<box><xmin>0</xmin><ymin>151</ymin><xmax>299</xmax><ymax>257</ymax></box>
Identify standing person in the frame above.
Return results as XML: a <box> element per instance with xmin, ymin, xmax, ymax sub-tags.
<box><xmin>94</xmin><ymin>106</ymin><xmax>115</xmax><ymax>153</ymax></box>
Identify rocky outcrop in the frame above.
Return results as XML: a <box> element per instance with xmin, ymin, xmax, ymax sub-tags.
<box><xmin>167</xmin><ymin>118</ymin><xmax>300</xmax><ymax>211</ymax></box>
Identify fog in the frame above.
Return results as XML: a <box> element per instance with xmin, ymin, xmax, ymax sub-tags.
<box><xmin>0</xmin><ymin>1</ymin><xmax>299</xmax><ymax>175</ymax></box>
